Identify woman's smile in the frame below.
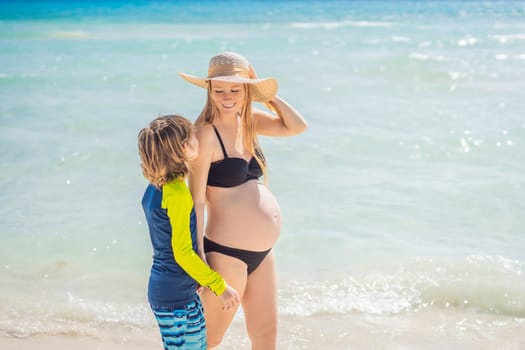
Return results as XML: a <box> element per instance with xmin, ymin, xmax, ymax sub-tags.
<box><xmin>210</xmin><ymin>81</ymin><xmax>245</xmax><ymax>115</ymax></box>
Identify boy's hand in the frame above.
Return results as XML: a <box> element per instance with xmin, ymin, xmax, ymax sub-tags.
<box><xmin>220</xmin><ymin>284</ymin><xmax>240</xmax><ymax>311</ymax></box>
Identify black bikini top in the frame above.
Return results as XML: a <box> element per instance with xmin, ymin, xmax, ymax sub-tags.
<box><xmin>207</xmin><ymin>126</ymin><xmax>263</xmax><ymax>188</ymax></box>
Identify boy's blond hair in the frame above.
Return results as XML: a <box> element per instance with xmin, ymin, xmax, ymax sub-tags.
<box><xmin>138</xmin><ymin>115</ymin><xmax>194</xmax><ymax>188</ymax></box>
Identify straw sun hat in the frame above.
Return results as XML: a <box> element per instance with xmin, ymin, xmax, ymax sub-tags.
<box><xmin>179</xmin><ymin>52</ymin><xmax>278</xmax><ymax>102</ymax></box>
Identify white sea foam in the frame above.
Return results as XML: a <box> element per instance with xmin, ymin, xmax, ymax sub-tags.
<box><xmin>2</xmin><ymin>254</ymin><xmax>523</xmax><ymax>337</ymax></box>
<box><xmin>409</xmin><ymin>52</ymin><xmax>447</xmax><ymax>61</ymax></box>
<box><xmin>50</xmin><ymin>30</ymin><xmax>91</xmax><ymax>39</ymax></box>
<box><xmin>457</xmin><ymin>36</ymin><xmax>478</xmax><ymax>46</ymax></box>
<box><xmin>392</xmin><ymin>36</ymin><xmax>410</xmax><ymax>42</ymax></box>
<box><xmin>491</xmin><ymin>33</ymin><xmax>525</xmax><ymax>43</ymax></box>
<box><xmin>290</xmin><ymin>20</ymin><xmax>393</xmax><ymax>29</ymax></box>
<box><xmin>2</xmin><ymin>0</ymin><xmax>525</xmax><ymax>347</ymax></box>
<box><xmin>278</xmin><ymin>255</ymin><xmax>525</xmax><ymax>318</ymax></box>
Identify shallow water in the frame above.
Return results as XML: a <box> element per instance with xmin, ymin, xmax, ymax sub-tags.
<box><xmin>1</xmin><ymin>0</ymin><xmax>525</xmax><ymax>348</ymax></box>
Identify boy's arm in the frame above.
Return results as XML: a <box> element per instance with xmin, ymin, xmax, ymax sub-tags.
<box><xmin>164</xmin><ymin>186</ymin><xmax>226</xmax><ymax>296</ymax></box>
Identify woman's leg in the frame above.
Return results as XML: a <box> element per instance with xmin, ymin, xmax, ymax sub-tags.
<box><xmin>242</xmin><ymin>251</ymin><xmax>278</xmax><ymax>350</ymax></box>
<box><xmin>201</xmin><ymin>252</ymin><xmax>248</xmax><ymax>348</ymax></box>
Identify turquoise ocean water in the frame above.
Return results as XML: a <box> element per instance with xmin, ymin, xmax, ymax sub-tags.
<box><xmin>1</xmin><ymin>1</ymin><xmax>525</xmax><ymax>348</ymax></box>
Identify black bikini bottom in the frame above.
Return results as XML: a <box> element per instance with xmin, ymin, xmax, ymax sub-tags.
<box><xmin>203</xmin><ymin>236</ymin><xmax>271</xmax><ymax>275</ymax></box>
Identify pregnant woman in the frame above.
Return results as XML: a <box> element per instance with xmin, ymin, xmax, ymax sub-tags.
<box><xmin>179</xmin><ymin>52</ymin><xmax>307</xmax><ymax>349</ymax></box>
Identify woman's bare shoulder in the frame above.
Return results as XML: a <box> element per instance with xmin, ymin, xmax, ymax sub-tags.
<box><xmin>196</xmin><ymin>123</ymin><xmax>214</xmax><ymax>139</ymax></box>
<box><xmin>196</xmin><ymin>123</ymin><xmax>217</xmax><ymax>150</ymax></box>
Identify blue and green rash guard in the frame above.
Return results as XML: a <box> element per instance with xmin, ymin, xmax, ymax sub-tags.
<box><xmin>142</xmin><ymin>179</ymin><xmax>226</xmax><ymax>308</ymax></box>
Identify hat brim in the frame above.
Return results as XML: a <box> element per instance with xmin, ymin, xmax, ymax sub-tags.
<box><xmin>179</xmin><ymin>73</ymin><xmax>278</xmax><ymax>102</ymax></box>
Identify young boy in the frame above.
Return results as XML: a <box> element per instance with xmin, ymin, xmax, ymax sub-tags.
<box><xmin>138</xmin><ymin>115</ymin><xmax>239</xmax><ymax>349</ymax></box>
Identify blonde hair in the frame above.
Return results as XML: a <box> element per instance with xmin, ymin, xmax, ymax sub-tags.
<box><xmin>195</xmin><ymin>83</ymin><xmax>267</xmax><ymax>180</ymax></box>
<box><xmin>138</xmin><ymin>115</ymin><xmax>194</xmax><ymax>188</ymax></box>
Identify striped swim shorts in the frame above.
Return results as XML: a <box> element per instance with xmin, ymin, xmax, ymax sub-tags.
<box><xmin>151</xmin><ymin>295</ymin><xmax>206</xmax><ymax>350</ymax></box>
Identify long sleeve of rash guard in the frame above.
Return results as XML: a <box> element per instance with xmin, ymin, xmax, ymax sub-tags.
<box><xmin>162</xmin><ymin>180</ymin><xmax>226</xmax><ymax>296</ymax></box>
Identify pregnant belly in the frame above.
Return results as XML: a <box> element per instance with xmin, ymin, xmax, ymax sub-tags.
<box><xmin>206</xmin><ymin>182</ymin><xmax>281</xmax><ymax>251</ymax></box>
